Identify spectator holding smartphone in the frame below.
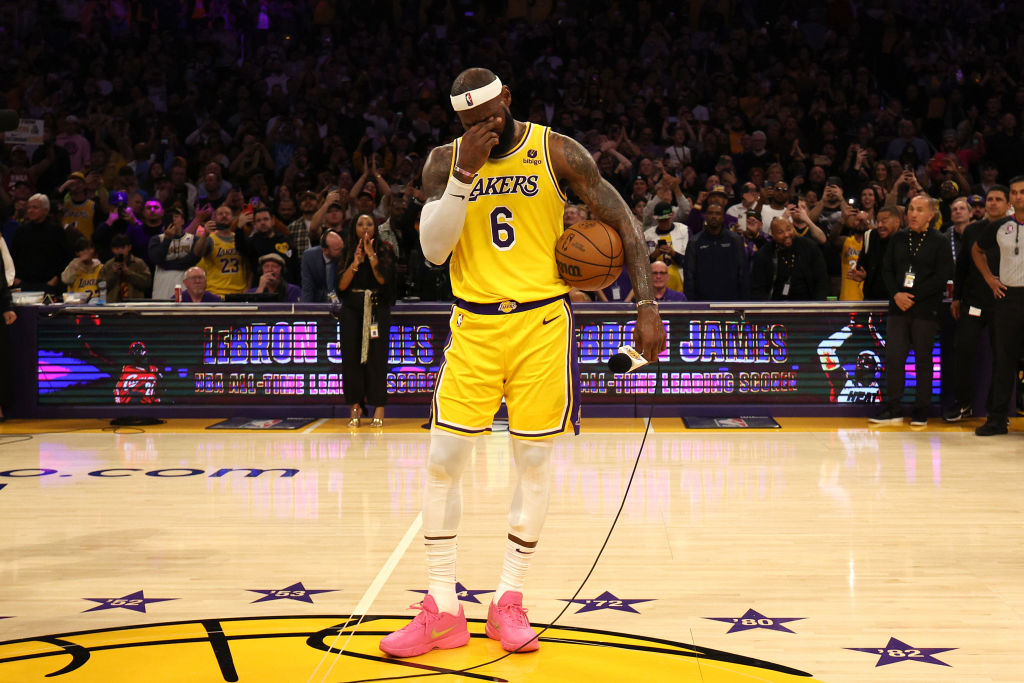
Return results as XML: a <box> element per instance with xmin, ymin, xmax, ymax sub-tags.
<box><xmin>99</xmin><ymin>233</ymin><xmax>152</xmax><ymax>302</ymax></box>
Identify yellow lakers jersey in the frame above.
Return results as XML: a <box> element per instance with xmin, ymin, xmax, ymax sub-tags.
<box><xmin>200</xmin><ymin>231</ymin><xmax>249</xmax><ymax>295</ymax></box>
<box><xmin>68</xmin><ymin>262</ymin><xmax>103</xmax><ymax>295</ymax></box>
<box><xmin>449</xmin><ymin>123</ymin><xmax>569</xmax><ymax>303</ymax></box>
<box><xmin>63</xmin><ymin>198</ymin><xmax>96</xmax><ymax>240</ymax></box>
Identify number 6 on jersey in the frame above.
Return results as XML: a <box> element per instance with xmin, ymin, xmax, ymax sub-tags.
<box><xmin>490</xmin><ymin>206</ymin><xmax>516</xmax><ymax>250</ymax></box>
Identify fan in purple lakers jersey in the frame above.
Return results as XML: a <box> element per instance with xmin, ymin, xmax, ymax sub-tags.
<box><xmin>379</xmin><ymin>68</ymin><xmax>666</xmax><ymax>659</ymax></box>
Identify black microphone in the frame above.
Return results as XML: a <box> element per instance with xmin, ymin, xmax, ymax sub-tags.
<box><xmin>607</xmin><ymin>345</ymin><xmax>651</xmax><ymax>373</ymax></box>
<box><xmin>0</xmin><ymin>110</ymin><xmax>19</xmax><ymax>133</ymax></box>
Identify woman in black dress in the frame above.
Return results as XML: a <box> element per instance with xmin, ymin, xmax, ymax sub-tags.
<box><xmin>337</xmin><ymin>212</ymin><xmax>395</xmax><ymax>427</ymax></box>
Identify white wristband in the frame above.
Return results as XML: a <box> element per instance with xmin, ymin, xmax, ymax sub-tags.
<box><xmin>419</xmin><ymin>177</ymin><xmax>473</xmax><ymax>265</ymax></box>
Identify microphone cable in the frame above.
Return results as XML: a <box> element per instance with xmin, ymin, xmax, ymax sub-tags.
<box><xmin>321</xmin><ymin>360</ymin><xmax>658</xmax><ymax>683</ymax></box>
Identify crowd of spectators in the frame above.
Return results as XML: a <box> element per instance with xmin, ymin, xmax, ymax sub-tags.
<box><xmin>2</xmin><ymin>0</ymin><xmax>1024</xmax><ymax>306</ymax></box>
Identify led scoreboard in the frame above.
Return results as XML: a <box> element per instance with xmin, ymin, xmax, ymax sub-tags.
<box><xmin>32</xmin><ymin>303</ymin><xmax>940</xmax><ymax>408</ymax></box>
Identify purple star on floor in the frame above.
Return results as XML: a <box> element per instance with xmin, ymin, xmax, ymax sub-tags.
<box><xmin>560</xmin><ymin>590</ymin><xmax>654</xmax><ymax>614</ymax></box>
<box><xmin>705</xmin><ymin>608</ymin><xmax>805</xmax><ymax>634</ymax></box>
<box><xmin>83</xmin><ymin>590</ymin><xmax>176</xmax><ymax>613</ymax></box>
<box><xmin>410</xmin><ymin>582</ymin><xmax>493</xmax><ymax>605</ymax></box>
<box><xmin>247</xmin><ymin>581</ymin><xmax>337</xmax><ymax>604</ymax></box>
<box><xmin>847</xmin><ymin>636</ymin><xmax>956</xmax><ymax>667</ymax></box>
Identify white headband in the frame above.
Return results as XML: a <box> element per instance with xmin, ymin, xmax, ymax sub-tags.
<box><xmin>450</xmin><ymin>77</ymin><xmax>502</xmax><ymax>112</ymax></box>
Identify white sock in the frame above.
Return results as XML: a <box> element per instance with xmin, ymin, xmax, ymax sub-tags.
<box><xmin>495</xmin><ymin>536</ymin><xmax>536</xmax><ymax>604</ymax></box>
<box><xmin>422</xmin><ymin>432</ymin><xmax>475</xmax><ymax>616</ymax></box>
<box><xmin>425</xmin><ymin>535</ymin><xmax>460</xmax><ymax>614</ymax></box>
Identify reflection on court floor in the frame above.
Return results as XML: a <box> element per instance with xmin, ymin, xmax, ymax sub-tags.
<box><xmin>1</xmin><ymin>417</ymin><xmax>1021</xmax><ymax>681</ymax></box>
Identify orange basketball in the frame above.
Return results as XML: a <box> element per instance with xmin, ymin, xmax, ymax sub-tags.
<box><xmin>554</xmin><ymin>220</ymin><xmax>625</xmax><ymax>290</ymax></box>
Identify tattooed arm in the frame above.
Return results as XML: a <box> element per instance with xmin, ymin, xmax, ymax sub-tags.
<box><xmin>550</xmin><ymin>131</ymin><xmax>667</xmax><ymax>361</ymax></box>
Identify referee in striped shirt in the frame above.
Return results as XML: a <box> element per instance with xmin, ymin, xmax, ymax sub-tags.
<box><xmin>971</xmin><ymin>175</ymin><xmax>1024</xmax><ymax>436</ymax></box>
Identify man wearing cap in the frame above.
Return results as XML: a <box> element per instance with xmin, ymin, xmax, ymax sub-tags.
<box><xmin>99</xmin><ymin>233</ymin><xmax>152</xmax><ymax>302</ymax></box>
<box><xmin>58</xmin><ymin>171</ymin><xmax>102</xmax><ymax>241</ymax></box>
<box><xmin>967</xmin><ymin>194</ymin><xmax>987</xmax><ymax>222</ymax></box>
<box><xmin>644</xmin><ymin>201</ymin><xmax>687</xmax><ymax>293</ymax></box>
<box><xmin>379</xmin><ymin>67</ymin><xmax>664</xmax><ymax>660</ymax></box>
<box><xmin>735</xmin><ymin>209</ymin><xmax>769</xmax><ymax>271</ymax></box>
<box><xmin>945</xmin><ymin>185</ymin><xmax>1008</xmax><ymax>422</ymax></box>
<box><xmin>310</xmin><ymin>189</ymin><xmax>347</xmax><ymax>246</ymax></box>
<box><xmin>248</xmin><ymin>252</ymin><xmax>300</xmax><ymax>302</ymax></box>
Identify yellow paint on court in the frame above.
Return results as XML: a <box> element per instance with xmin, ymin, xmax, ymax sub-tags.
<box><xmin>0</xmin><ymin>616</ymin><xmax>825</xmax><ymax>682</ymax></box>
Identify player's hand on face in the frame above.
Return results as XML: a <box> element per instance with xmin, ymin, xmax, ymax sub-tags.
<box><xmin>457</xmin><ymin>116</ymin><xmax>501</xmax><ymax>174</ymax></box>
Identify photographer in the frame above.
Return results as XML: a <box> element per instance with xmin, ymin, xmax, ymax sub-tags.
<box><xmin>99</xmin><ymin>233</ymin><xmax>152</xmax><ymax>302</ymax></box>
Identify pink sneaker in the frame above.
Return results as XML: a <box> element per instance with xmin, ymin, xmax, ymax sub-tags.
<box><xmin>379</xmin><ymin>595</ymin><xmax>470</xmax><ymax>658</ymax></box>
<box><xmin>485</xmin><ymin>591</ymin><xmax>540</xmax><ymax>652</ymax></box>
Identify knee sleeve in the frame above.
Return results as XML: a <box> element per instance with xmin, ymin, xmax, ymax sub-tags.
<box><xmin>508</xmin><ymin>439</ymin><xmax>553</xmax><ymax>542</ymax></box>
<box><xmin>422</xmin><ymin>430</ymin><xmax>475</xmax><ymax>533</ymax></box>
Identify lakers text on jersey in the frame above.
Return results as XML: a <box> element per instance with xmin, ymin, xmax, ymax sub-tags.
<box><xmin>449</xmin><ymin>123</ymin><xmax>570</xmax><ymax>304</ymax></box>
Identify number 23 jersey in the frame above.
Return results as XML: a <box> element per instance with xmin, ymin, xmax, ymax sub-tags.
<box><xmin>200</xmin><ymin>230</ymin><xmax>249</xmax><ymax>295</ymax></box>
<box><xmin>449</xmin><ymin>123</ymin><xmax>570</xmax><ymax>304</ymax></box>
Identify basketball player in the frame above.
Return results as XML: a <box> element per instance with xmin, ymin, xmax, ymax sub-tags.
<box><xmin>379</xmin><ymin>69</ymin><xmax>665</xmax><ymax>658</ymax></box>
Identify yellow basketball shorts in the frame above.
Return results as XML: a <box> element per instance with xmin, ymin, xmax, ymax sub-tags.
<box><xmin>431</xmin><ymin>295</ymin><xmax>581</xmax><ymax>440</ymax></box>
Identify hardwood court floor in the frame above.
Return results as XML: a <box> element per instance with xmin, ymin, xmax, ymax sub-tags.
<box><xmin>0</xmin><ymin>416</ymin><xmax>1022</xmax><ymax>682</ymax></box>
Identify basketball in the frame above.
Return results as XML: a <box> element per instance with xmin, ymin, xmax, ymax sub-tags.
<box><xmin>554</xmin><ymin>220</ymin><xmax>625</xmax><ymax>290</ymax></box>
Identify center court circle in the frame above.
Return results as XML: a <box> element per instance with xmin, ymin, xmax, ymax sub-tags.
<box><xmin>0</xmin><ymin>615</ymin><xmax>823</xmax><ymax>682</ymax></box>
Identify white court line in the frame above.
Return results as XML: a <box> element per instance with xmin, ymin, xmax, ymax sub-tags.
<box><xmin>354</xmin><ymin>512</ymin><xmax>423</xmax><ymax>614</ymax></box>
<box><xmin>301</xmin><ymin>418</ymin><xmax>328</xmax><ymax>434</ymax></box>
<box><xmin>309</xmin><ymin>512</ymin><xmax>423</xmax><ymax>683</ymax></box>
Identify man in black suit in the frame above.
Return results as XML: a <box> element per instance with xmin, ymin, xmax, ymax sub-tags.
<box><xmin>300</xmin><ymin>228</ymin><xmax>344</xmax><ymax>303</ymax></box>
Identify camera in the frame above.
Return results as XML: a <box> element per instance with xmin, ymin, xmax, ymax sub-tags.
<box><xmin>114</xmin><ymin>254</ymin><xmax>125</xmax><ymax>263</ymax></box>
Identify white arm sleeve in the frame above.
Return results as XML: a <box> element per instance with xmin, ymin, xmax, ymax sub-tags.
<box><xmin>419</xmin><ymin>177</ymin><xmax>473</xmax><ymax>265</ymax></box>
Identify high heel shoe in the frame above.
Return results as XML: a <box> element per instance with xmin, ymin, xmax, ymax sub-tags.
<box><xmin>348</xmin><ymin>405</ymin><xmax>362</xmax><ymax>428</ymax></box>
<box><xmin>370</xmin><ymin>418</ymin><xmax>383</xmax><ymax>428</ymax></box>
